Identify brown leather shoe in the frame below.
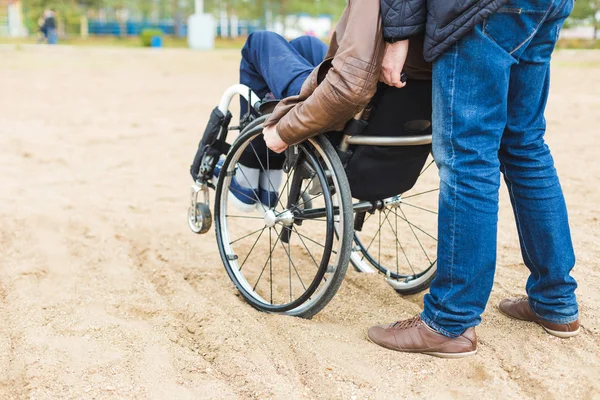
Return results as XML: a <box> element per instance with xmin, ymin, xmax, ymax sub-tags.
<box><xmin>498</xmin><ymin>297</ymin><xmax>580</xmax><ymax>338</ymax></box>
<box><xmin>367</xmin><ymin>316</ymin><xmax>477</xmax><ymax>359</ymax></box>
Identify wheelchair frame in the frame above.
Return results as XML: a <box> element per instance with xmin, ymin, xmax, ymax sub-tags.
<box><xmin>189</xmin><ymin>84</ymin><xmax>438</xmax><ymax>313</ymax></box>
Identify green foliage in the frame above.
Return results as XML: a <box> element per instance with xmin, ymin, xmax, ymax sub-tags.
<box><xmin>570</xmin><ymin>0</ymin><xmax>598</xmax><ymax>21</ymax></box>
<box><xmin>19</xmin><ymin>0</ymin><xmax>349</xmax><ymax>36</ymax></box>
<box><xmin>140</xmin><ymin>28</ymin><xmax>163</xmax><ymax>47</ymax></box>
<box><xmin>568</xmin><ymin>0</ymin><xmax>599</xmax><ymax>39</ymax></box>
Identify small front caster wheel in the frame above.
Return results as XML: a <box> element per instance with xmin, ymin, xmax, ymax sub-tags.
<box><xmin>188</xmin><ymin>203</ymin><xmax>212</xmax><ymax>234</ymax></box>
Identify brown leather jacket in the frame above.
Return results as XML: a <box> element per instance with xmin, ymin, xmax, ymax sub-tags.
<box><xmin>264</xmin><ymin>0</ymin><xmax>386</xmax><ymax>146</ymax></box>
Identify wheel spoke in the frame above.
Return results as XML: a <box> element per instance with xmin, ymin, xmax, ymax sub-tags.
<box><xmin>388</xmin><ymin>209</ymin><xmax>437</xmax><ymax>242</ymax></box>
<box><xmin>402</xmin><ymin>188</ymin><xmax>439</xmax><ymax>200</ymax></box>
<box><xmin>226</xmin><ymin>215</ymin><xmax>265</xmax><ymax>220</ymax></box>
<box><xmin>269</xmin><ymin>228</ymin><xmax>273</xmax><ymax>304</ymax></box>
<box><xmin>227</xmin><ymin>184</ymin><xmax>262</xmax><ymax>206</ymax></box>
<box><xmin>252</xmin><ymin>228</ymin><xmax>281</xmax><ymax>290</ymax></box>
<box><xmin>378</xmin><ymin>210</ymin><xmax>382</xmax><ymax>268</ymax></box>
<box><xmin>239</xmin><ymin>227</ymin><xmax>266</xmax><ymax>271</ymax></box>
<box><xmin>248</xmin><ymin>141</ymin><xmax>285</xmax><ymax>210</ymax></box>
<box><xmin>266</xmin><ymin>140</ymin><xmax>271</xmax><ymax>209</ymax></box>
<box><xmin>400</xmin><ymin>201</ymin><xmax>438</xmax><ymax>215</ymax></box>
<box><xmin>288</xmin><ymin>227</ymin><xmax>337</xmax><ymax>255</ymax></box>
<box><xmin>399</xmin><ymin>206</ymin><xmax>432</xmax><ymax>264</ymax></box>
<box><xmin>229</xmin><ymin>227</ymin><xmax>266</xmax><ymax>245</ymax></box>
<box><xmin>395</xmin><ymin>208</ymin><xmax>399</xmax><ymax>276</ymax></box>
<box><xmin>235</xmin><ymin>162</ymin><xmax>266</xmax><ymax>212</ymax></box>
<box><xmin>297</xmin><ymin>175</ymin><xmax>316</xmax><ymax>206</ymax></box>
<box><xmin>361</xmin><ymin>209</ymin><xmax>388</xmax><ymax>261</ymax></box>
<box><xmin>288</xmin><ymin>239</ymin><xmax>292</xmax><ymax>302</ymax></box>
<box><xmin>273</xmin><ymin>226</ymin><xmax>307</xmax><ymax>291</ymax></box>
<box><xmin>292</xmin><ymin>217</ymin><xmax>328</xmax><ymax>222</ymax></box>
<box><xmin>381</xmin><ymin>210</ymin><xmax>416</xmax><ymax>276</ymax></box>
<box><xmin>295</xmin><ymin>192</ymin><xmax>323</xmax><ymax>210</ymax></box>
<box><xmin>291</xmin><ymin>226</ymin><xmax>328</xmax><ymax>282</ymax></box>
<box><xmin>419</xmin><ymin>160</ymin><xmax>435</xmax><ymax>176</ymax></box>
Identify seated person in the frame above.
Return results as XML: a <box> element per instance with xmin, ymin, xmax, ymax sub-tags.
<box><xmin>223</xmin><ymin>0</ymin><xmax>432</xmax><ymax>210</ymax></box>
<box><xmin>220</xmin><ymin>31</ymin><xmax>329</xmax><ymax>212</ymax></box>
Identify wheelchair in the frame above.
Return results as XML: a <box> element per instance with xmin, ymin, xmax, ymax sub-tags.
<box><xmin>188</xmin><ymin>82</ymin><xmax>439</xmax><ymax>318</ymax></box>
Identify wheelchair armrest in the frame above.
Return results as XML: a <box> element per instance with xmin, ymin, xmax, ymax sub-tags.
<box><xmin>254</xmin><ymin>99</ymin><xmax>281</xmax><ymax>115</ymax></box>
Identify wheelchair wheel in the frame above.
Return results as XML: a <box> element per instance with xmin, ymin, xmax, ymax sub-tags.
<box><xmin>350</xmin><ymin>157</ymin><xmax>439</xmax><ymax>295</ymax></box>
<box><xmin>214</xmin><ymin>124</ymin><xmax>354</xmax><ymax>318</ymax></box>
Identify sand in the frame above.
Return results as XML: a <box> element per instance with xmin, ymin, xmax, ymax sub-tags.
<box><xmin>0</xmin><ymin>44</ymin><xmax>599</xmax><ymax>399</ymax></box>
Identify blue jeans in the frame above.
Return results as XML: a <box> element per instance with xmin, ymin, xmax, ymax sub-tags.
<box><xmin>47</xmin><ymin>29</ymin><xmax>58</xmax><ymax>45</ymax></box>
<box><xmin>422</xmin><ymin>0</ymin><xmax>579</xmax><ymax>337</ymax></box>
<box><xmin>238</xmin><ymin>31</ymin><xmax>327</xmax><ymax>168</ymax></box>
<box><xmin>240</xmin><ymin>31</ymin><xmax>327</xmax><ymax>115</ymax></box>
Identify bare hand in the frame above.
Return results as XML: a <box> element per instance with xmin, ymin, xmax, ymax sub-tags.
<box><xmin>380</xmin><ymin>40</ymin><xmax>409</xmax><ymax>88</ymax></box>
<box><xmin>263</xmin><ymin>124</ymin><xmax>288</xmax><ymax>154</ymax></box>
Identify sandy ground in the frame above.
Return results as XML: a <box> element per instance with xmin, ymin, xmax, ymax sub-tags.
<box><xmin>0</xmin><ymin>44</ymin><xmax>599</xmax><ymax>399</ymax></box>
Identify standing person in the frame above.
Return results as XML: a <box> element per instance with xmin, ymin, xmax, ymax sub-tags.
<box><xmin>42</xmin><ymin>9</ymin><xmax>58</xmax><ymax>45</ymax></box>
<box><xmin>368</xmin><ymin>0</ymin><xmax>580</xmax><ymax>358</ymax></box>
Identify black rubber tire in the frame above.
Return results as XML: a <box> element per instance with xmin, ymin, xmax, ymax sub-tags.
<box><xmin>214</xmin><ymin>126</ymin><xmax>354</xmax><ymax>318</ymax></box>
<box><xmin>288</xmin><ymin>135</ymin><xmax>354</xmax><ymax>318</ymax></box>
<box><xmin>395</xmin><ymin>269</ymin><xmax>437</xmax><ymax>295</ymax></box>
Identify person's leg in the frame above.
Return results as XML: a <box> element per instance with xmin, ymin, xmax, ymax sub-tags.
<box><xmin>420</xmin><ymin>25</ymin><xmax>516</xmax><ymax>337</ymax></box>
<box><xmin>368</xmin><ymin>0</ymin><xmax>578</xmax><ymax>356</ymax></box>
<box><xmin>238</xmin><ymin>32</ymin><xmax>313</xmax><ymax>208</ymax></box>
<box><xmin>498</xmin><ymin>0</ymin><xmax>578</xmax><ymax>324</ymax></box>
<box><xmin>240</xmin><ymin>31</ymin><xmax>316</xmax><ymax>114</ymax></box>
<box><xmin>288</xmin><ymin>36</ymin><xmax>328</xmax><ymax>67</ymax></box>
<box><xmin>47</xmin><ymin>29</ymin><xmax>58</xmax><ymax>45</ymax></box>
<box><xmin>422</xmin><ymin>0</ymin><xmax>575</xmax><ymax>337</ymax></box>
<box><xmin>238</xmin><ymin>31</ymin><xmax>315</xmax><ymax>169</ymax></box>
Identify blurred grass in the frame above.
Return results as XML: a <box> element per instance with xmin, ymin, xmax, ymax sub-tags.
<box><xmin>2</xmin><ymin>35</ymin><xmax>597</xmax><ymax>54</ymax></box>
<box><xmin>557</xmin><ymin>38</ymin><xmax>600</xmax><ymax>49</ymax></box>
<box><xmin>553</xmin><ymin>59</ymin><xmax>600</xmax><ymax>68</ymax></box>
<box><xmin>0</xmin><ymin>35</ymin><xmax>247</xmax><ymax>50</ymax></box>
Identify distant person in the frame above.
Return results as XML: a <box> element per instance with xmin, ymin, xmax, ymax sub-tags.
<box><xmin>41</xmin><ymin>9</ymin><xmax>58</xmax><ymax>45</ymax></box>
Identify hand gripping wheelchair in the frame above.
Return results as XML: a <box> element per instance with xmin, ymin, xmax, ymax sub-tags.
<box><xmin>188</xmin><ymin>81</ymin><xmax>439</xmax><ymax>318</ymax></box>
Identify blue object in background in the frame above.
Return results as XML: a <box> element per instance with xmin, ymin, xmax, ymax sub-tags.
<box><xmin>47</xmin><ymin>28</ymin><xmax>58</xmax><ymax>44</ymax></box>
<box><xmin>87</xmin><ymin>19</ymin><xmax>263</xmax><ymax>38</ymax></box>
<box><xmin>150</xmin><ymin>35</ymin><xmax>163</xmax><ymax>48</ymax></box>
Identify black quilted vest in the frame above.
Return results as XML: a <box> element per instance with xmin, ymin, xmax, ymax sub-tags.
<box><xmin>381</xmin><ymin>0</ymin><xmax>509</xmax><ymax>61</ymax></box>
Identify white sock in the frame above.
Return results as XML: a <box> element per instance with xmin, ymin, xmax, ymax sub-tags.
<box><xmin>236</xmin><ymin>164</ymin><xmax>260</xmax><ymax>189</ymax></box>
<box><xmin>260</xmin><ymin>169</ymin><xmax>283</xmax><ymax>193</ymax></box>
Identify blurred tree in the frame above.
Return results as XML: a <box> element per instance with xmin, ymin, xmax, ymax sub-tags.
<box><xmin>20</xmin><ymin>0</ymin><xmax>348</xmax><ymax>35</ymax></box>
<box><xmin>570</xmin><ymin>0</ymin><xmax>599</xmax><ymax>39</ymax></box>
<box><xmin>104</xmin><ymin>0</ymin><xmax>129</xmax><ymax>37</ymax></box>
<box><xmin>205</xmin><ymin>0</ymin><xmax>346</xmax><ymax>20</ymax></box>
<box><xmin>137</xmin><ymin>0</ymin><xmax>152</xmax><ymax>20</ymax></box>
<box><xmin>78</xmin><ymin>0</ymin><xmax>104</xmax><ymax>9</ymax></box>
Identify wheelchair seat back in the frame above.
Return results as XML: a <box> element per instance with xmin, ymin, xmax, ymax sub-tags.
<box><xmin>344</xmin><ymin>80</ymin><xmax>433</xmax><ymax>201</ymax></box>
